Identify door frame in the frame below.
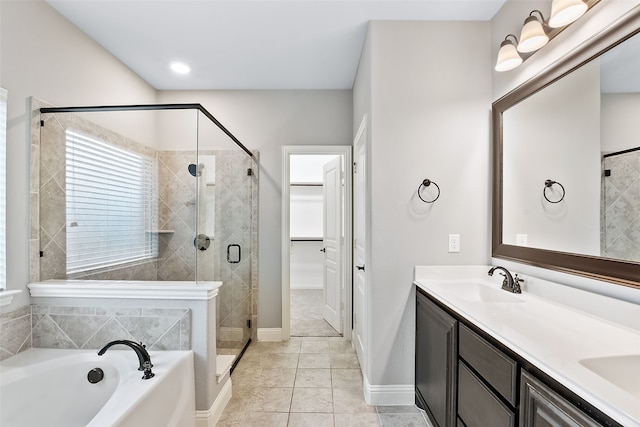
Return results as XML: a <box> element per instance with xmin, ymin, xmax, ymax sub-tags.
<box><xmin>352</xmin><ymin>115</ymin><xmax>370</xmax><ymax>375</ymax></box>
<box><xmin>282</xmin><ymin>145</ymin><xmax>352</xmax><ymax>341</ymax></box>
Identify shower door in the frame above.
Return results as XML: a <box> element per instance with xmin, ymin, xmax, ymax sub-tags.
<box><xmin>195</xmin><ymin>149</ymin><xmax>256</xmax><ymax>357</ymax></box>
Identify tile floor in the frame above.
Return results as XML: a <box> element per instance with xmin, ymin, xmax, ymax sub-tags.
<box><xmin>290</xmin><ymin>289</ymin><xmax>341</xmax><ymax>337</ymax></box>
<box><xmin>218</xmin><ymin>337</ymin><xmax>430</xmax><ymax>426</ymax></box>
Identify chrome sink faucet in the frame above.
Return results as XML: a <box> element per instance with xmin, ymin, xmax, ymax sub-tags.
<box><xmin>98</xmin><ymin>339</ymin><xmax>155</xmax><ymax>379</ymax></box>
<box><xmin>488</xmin><ymin>266</ymin><xmax>523</xmax><ymax>294</ymax></box>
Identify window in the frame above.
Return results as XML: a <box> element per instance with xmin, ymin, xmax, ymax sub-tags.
<box><xmin>0</xmin><ymin>88</ymin><xmax>6</xmax><ymax>289</ymax></box>
<box><xmin>66</xmin><ymin>131</ymin><xmax>157</xmax><ymax>274</ymax></box>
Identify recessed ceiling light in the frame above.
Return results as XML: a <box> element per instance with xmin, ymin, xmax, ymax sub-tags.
<box><xmin>170</xmin><ymin>61</ymin><xmax>191</xmax><ymax>75</ymax></box>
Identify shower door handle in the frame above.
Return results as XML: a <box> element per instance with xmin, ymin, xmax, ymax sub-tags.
<box><xmin>227</xmin><ymin>244</ymin><xmax>241</xmax><ymax>263</ymax></box>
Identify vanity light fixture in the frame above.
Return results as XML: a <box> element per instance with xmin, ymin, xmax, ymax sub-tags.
<box><xmin>495</xmin><ymin>0</ymin><xmax>595</xmax><ymax>72</ymax></box>
<box><xmin>548</xmin><ymin>0</ymin><xmax>588</xmax><ymax>28</ymax></box>
<box><xmin>169</xmin><ymin>61</ymin><xmax>191</xmax><ymax>75</ymax></box>
<box><xmin>517</xmin><ymin>10</ymin><xmax>549</xmax><ymax>53</ymax></box>
<box><xmin>495</xmin><ymin>34</ymin><xmax>523</xmax><ymax>72</ymax></box>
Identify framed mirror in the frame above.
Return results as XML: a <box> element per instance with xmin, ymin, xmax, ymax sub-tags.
<box><xmin>492</xmin><ymin>6</ymin><xmax>640</xmax><ymax>288</ymax></box>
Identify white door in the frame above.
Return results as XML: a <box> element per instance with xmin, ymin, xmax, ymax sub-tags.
<box><xmin>353</xmin><ymin>121</ymin><xmax>367</xmax><ymax>368</ymax></box>
<box><xmin>322</xmin><ymin>157</ymin><xmax>342</xmax><ymax>334</ymax></box>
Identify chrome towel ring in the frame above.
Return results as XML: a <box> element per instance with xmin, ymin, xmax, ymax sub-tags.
<box><xmin>543</xmin><ymin>179</ymin><xmax>565</xmax><ymax>203</ymax></box>
<box><xmin>418</xmin><ymin>179</ymin><xmax>440</xmax><ymax>203</ymax></box>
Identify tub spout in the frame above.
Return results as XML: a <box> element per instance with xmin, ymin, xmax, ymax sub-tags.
<box><xmin>98</xmin><ymin>340</ymin><xmax>155</xmax><ymax>379</ymax></box>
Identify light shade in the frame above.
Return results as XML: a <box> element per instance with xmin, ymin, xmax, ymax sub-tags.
<box><xmin>517</xmin><ymin>14</ymin><xmax>549</xmax><ymax>53</ymax></box>
<box><xmin>495</xmin><ymin>36</ymin><xmax>522</xmax><ymax>72</ymax></box>
<box><xmin>548</xmin><ymin>0</ymin><xmax>587</xmax><ymax>28</ymax></box>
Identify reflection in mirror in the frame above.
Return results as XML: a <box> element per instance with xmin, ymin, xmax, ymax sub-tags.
<box><xmin>502</xmin><ymin>31</ymin><xmax>640</xmax><ymax>262</ymax></box>
<box><xmin>0</xmin><ymin>87</ymin><xmax>6</xmax><ymax>290</ymax></box>
<box><xmin>493</xmin><ymin>6</ymin><xmax>640</xmax><ymax>286</ymax></box>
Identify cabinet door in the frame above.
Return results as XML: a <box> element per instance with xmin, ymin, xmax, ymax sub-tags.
<box><xmin>416</xmin><ymin>290</ymin><xmax>458</xmax><ymax>427</ymax></box>
<box><xmin>520</xmin><ymin>370</ymin><xmax>601</xmax><ymax>427</ymax></box>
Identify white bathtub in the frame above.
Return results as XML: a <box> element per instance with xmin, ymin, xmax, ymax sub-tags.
<box><xmin>0</xmin><ymin>348</ymin><xmax>196</xmax><ymax>427</ymax></box>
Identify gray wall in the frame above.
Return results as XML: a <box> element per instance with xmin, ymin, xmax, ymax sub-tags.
<box><xmin>353</xmin><ymin>21</ymin><xmax>492</xmax><ymax>387</ymax></box>
<box><xmin>0</xmin><ymin>0</ymin><xmax>158</xmax><ymax>310</ymax></box>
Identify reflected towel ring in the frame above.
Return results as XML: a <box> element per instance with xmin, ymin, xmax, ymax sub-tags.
<box><xmin>543</xmin><ymin>179</ymin><xmax>565</xmax><ymax>203</ymax></box>
<box><xmin>418</xmin><ymin>179</ymin><xmax>440</xmax><ymax>203</ymax></box>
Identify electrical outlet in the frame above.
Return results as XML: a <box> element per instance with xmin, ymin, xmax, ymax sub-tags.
<box><xmin>516</xmin><ymin>234</ymin><xmax>528</xmax><ymax>246</ymax></box>
<box><xmin>448</xmin><ymin>234</ymin><xmax>460</xmax><ymax>253</ymax></box>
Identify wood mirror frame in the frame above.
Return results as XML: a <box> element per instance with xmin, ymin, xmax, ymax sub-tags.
<box><xmin>492</xmin><ymin>6</ymin><xmax>640</xmax><ymax>288</ymax></box>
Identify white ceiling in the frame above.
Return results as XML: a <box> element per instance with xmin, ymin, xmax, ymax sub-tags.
<box><xmin>46</xmin><ymin>0</ymin><xmax>507</xmax><ymax>90</ymax></box>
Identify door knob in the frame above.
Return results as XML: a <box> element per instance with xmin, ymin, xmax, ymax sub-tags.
<box><xmin>356</xmin><ymin>265</ymin><xmax>365</xmax><ymax>271</ymax></box>
<box><xmin>320</xmin><ymin>248</ymin><xmax>326</xmax><ymax>253</ymax></box>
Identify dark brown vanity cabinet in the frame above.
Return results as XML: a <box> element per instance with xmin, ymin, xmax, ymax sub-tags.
<box><xmin>416</xmin><ymin>289</ymin><xmax>458</xmax><ymax>427</ymax></box>
<box><xmin>416</xmin><ymin>288</ymin><xmax>611</xmax><ymax>427</ymax></box>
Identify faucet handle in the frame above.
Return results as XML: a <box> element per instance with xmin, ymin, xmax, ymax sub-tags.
<box><xmin>513</xmin><ymin>274</ymin><xmax>524</xmax><ymax>293</ymax></box>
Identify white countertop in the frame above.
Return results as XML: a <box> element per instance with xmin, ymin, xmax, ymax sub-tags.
<box><xmin>414</xmin><ymin>265</ymin><xmax>640</xmax><ymax>427</ymax></box>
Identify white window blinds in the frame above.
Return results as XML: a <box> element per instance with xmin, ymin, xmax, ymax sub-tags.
<box><xmin>66</xmin><ymin>131</ymin><xmax>158</xmax><ymax>274</ymax></box>
<box><xmin>0</xmin><ymin>88</ymin><xmax>7</xmax><ymax>289</ymax></box>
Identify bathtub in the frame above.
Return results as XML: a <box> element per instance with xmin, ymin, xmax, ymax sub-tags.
<box><xmin>0</xmin><ymin>348</ymin><xmax>196</xmax><ymax>427</ymax></box>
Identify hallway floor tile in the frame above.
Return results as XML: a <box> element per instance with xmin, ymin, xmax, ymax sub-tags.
<box><xmin>217</xmin><ymin>337</ymin><xmax>431</xmax><ymax>426</ymax></box>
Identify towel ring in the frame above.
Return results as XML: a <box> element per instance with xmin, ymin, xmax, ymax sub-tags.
<box><xmin>543</xmin><ymin>179</ymin><xmax>565</xmax><ymax>203</ymax></box>
<box><xmin>418</xmin><ymin>179</ymin><xmax>440</xmax><ymax>203</ymax></box>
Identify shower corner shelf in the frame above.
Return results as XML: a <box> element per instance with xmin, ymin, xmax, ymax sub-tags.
<box><xmin>146</xmin><ymin>230</ymin><xmax>175</xmax><ymax>234</ymax></box>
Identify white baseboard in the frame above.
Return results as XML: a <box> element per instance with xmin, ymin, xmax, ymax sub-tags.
<box><xmin>363</xmin><ymin>373</ymin><xmax>414</xmax><ymax>406</ymax></box>
<box><xmin>257</xmin><ymin>328</ymin><xmax>283</xmax><ymax>341</ymax></box>
<box><xmin>195</xmin><ymin>377</ymin><xmax>232</xmax><ymax>427</ymax></box>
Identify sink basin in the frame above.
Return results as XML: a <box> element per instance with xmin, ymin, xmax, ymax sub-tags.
<box><xmin>580</xmin><ymin>355</ymin><xmax>640</xmax><ymax>399</ymax></box>
<box><xmin>440</xmin><ymin>282</ymin><xmax>525</xmax><ymax>303</ymax></box>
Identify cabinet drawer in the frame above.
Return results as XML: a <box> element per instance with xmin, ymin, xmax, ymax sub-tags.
<box><xmin>459</xmin><ymin>324</ymin><xmax>518</xmax><ymax>405</ymax></box>
<box><xmin>458</xmin><ymin>361</ymin><xmax>516</xmax><ymax>427</ymax></box>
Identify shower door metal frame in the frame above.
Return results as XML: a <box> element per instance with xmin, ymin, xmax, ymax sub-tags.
<box><xmin>40</xmin><ymin>103</ymin><xmax>254</xmax><ymax>158</ymax></box>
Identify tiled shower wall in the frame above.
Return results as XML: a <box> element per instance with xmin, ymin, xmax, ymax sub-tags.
<box><xmin>0</xmin><ymin>304</ymin><xmax>190</xmax><ymax>361</ymax></box>
<box><xmin>602</xmin><ymin>149</ymin><xmax>640</xmax><ymax>261</ymax></box>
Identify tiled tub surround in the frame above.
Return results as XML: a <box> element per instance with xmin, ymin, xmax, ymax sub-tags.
<box><xmin>414</xmin><ymin>265</ymin><xmax>640</xmax><ymax>427</ymax></box>
<box><xmin>0</xmin><ymin>304</ymin><xmax>189</xmax><ymax>361</ymax></box>
<box><xmin>31</xmin><ymin>305</ymin><xmax>190</xmax><ymax>351</ymax></box>
<box><xmin>0</xmin><ymin>306</ymin><xmax>32</xmax><ymax>361</ymax></box>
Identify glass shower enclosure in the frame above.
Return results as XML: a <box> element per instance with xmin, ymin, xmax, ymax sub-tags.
<box><xmin>36</xmin><ymin>103</ymin><xmax>257</xmax><ymax>359</ymax></box>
